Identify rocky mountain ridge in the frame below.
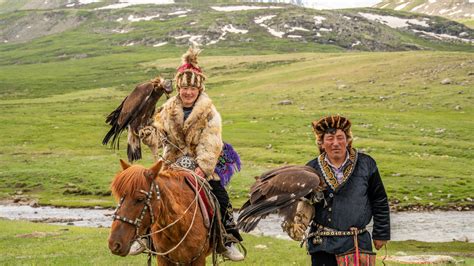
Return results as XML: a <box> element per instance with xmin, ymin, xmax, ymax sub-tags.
<box><xmin>0</xmin><ymin>2</ymin><xmax>472</xmax><ymax>53</ymax></box>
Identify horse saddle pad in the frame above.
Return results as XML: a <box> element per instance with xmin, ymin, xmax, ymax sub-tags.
<box><xmin>183</xmin><ymin>173</ymin><xmax>215</xmax><ymax>228</ymax></box>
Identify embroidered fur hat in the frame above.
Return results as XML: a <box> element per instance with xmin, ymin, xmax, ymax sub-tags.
<box><xmin>312</xmin><ymin>115</ymin><xmax>353</xmax><ymax>153</ymax></box>
<box><xmin>175</xmin><ymin>47</ymin><xmax>206</xmax><ymax>90</ymax></box>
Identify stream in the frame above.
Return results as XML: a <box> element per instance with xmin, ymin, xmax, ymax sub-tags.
<box><xmin>0</xmin><ymin>204</ymin><xmax>472</xmax><ymax>242</ymax></box>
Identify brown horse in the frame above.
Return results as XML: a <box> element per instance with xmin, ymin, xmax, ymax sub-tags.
<box><xmin>108</xmin><ymin>159</ymin><xmax>213</xmax><ymax>265</ymax></box>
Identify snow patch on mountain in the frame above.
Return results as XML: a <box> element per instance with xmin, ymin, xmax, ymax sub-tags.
<box><xmin>314</xmin><ymin>16</ymin><xmax>326</xmax><ymax>24</ymax></box>
<box><xmin>210</xmin><ymin>5</ymin><xmax>283</xmax><ymax>12</ymax></box>
<box><xmin>412</xmin><ymin>29</ymin><xmax>473</xmax><ymax>43</ymax></box>
<box><xmin>208</xmin><ymin>24</ymin><xmax>249</xmax><ymax>45</ymax></box>
<box><xmin>128</xmin><ymin>14</ymin><xmax>160</xmax><ymax>22</ymax></box>
<box><xmin>96</xmin><ymin>0</ymin><xmax>174</xmax><ymax>10</ymax></box>
<box><xmin>168</xmin><ymin>10</ymin><xmax>191</xmax><ymax>16</ymax></box>
<box><xmin>395</xmin><ymin>2</ymin><xmax>409</xmax><ymax>10</ymax></box>
<box><xmin>254</xmin><ymin>15</ymin><xmax>276</xmax><ymax>24</ymax></box>
<box><xmin>359</xmin><ymin>12</ymin><xmax>429</xmax><ymax>28</ymax></box>
<box><xmin>287</xmin><ymin>26</ymin><xmax>310</xmax><ymax>32</ymax></box>
<box><xmin>375</xmin><ymin>0</ymin><xmax>473</xmax><ymax>19</ymax></box>
<box><xmin>153</xmin><ymin>42</ymin><xmax>168</xmax><ymax>47</ymax></box>
<box><xmin>254</xmin><ymin>15</ymin><xmax>285</xmax><ymax>38</ymax></box>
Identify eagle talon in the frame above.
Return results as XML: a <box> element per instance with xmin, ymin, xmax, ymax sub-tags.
<box><xmin>281</xmin><ymin>220</ymin><xmax>307</xmax><ymax>241</ymax></box>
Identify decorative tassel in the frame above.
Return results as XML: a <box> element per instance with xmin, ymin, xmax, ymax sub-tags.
<box><xmin>181</xmin><ymin>46</ymin><xmax>201</xmax><ymax>68</ymax></box>
<box><xmin>214</xmin><ymin>142</ymin><xmax>241</xmax><ymax>187</ymax></box>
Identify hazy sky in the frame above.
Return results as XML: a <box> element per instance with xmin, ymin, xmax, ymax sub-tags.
<box><xmin>304</xmin><ymin>0</ymin><xmax>383</xmax><ymax>9</ymax></box>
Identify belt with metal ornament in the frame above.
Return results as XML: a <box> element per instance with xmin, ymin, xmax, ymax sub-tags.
<box><xmin>303</xmin><ymin>224</ymin><xmax>367</xmax><ymax>246</ymax></box>
<box><xmin>315</xmin><ymin>224</ymin><xmax>367</xmax><ymax>236</ymax></box>
<box><xmin>175</xmin><ymin>155</ymin><xmax>197</xmax><ymax>170</ymax></box>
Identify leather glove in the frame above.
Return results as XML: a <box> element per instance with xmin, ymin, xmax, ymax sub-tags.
<box><xmin>281</xmin><ymin>200</ymin><xmax>314</xmax><ymax>241</ymax></box>
<box><xmin>139</xmin><ymin>126</ymin><xmax>157</xmax><ymax>146</ymax></box>
<box><xmin>138</xmin><ymin>126</ymin><xmax>161</xmax><ymax>160</ymax></box>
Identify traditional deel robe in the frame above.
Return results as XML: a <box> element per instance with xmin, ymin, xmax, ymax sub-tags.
<box><xmin>306</xmin><ymin>148</ymin><xmax>390</xmax><ymax>255</ymax></box>
<box><xmin>153</xmin><ymin>92</ymin><xmax>223</xmax><ymax>180</ymax></box>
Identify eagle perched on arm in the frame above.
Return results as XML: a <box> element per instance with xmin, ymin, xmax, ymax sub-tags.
<box><xmin>102</xmin><ymin>76</ymin><xmax>173</xmax><ymax>162</ymax></box>
<box><xmin>238</xmin><ymin>165</ymin><xmax>326</xmax><ymax>241</ymax></box>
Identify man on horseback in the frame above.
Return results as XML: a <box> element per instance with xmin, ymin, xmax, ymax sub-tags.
<box><xmin>138</xmin><ymin>47</ymin><xmax>244</xmax><ymax>261</ymax></box>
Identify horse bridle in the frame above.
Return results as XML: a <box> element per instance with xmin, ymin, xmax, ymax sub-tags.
<box><xmin>112</xmin><ymin>180</ymin><xmax>161</xmax><ymax>236</ymax></box>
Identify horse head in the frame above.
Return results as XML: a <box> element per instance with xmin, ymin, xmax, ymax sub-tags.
<box><xmin>108</xmin><ymin>159</ymin><xmax>163</xmax><ymax>256</ymax></box>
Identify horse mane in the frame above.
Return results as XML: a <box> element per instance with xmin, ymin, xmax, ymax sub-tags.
<box><xmin>110</xmin><ymin>165</ymin><xmax>187</xmax><ymax>200</ymax></box>
<box><xmin>111</xmin><ymin>165</ymin><xmax>149</xmax><ymax>200</ymax></box>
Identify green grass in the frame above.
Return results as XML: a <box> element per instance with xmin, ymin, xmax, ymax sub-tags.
<box><xmin>0</xmin><ymin>51</ymin><xmax>473</xmax><ymax>209</ymax></box>
<box><xmin>0</xmin><ymin>219</ymin><xmax>473</xmax><ymax>265</ymax></box>
<box><xmin>456</xmin><ymin>18</ymin><xmax>474</xmax><ymax>29</ymax></box>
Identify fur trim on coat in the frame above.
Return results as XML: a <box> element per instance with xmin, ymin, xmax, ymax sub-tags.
<box><xmin>146</xmin><ymin>92</ymin><xmax>223</xmax><ymax>180</ymax></box>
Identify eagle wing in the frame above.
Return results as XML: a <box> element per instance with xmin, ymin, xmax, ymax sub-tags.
<box><xmin>117</xmin><ymin>82</ymin><xmax>155</xmax><ymax>127</ymax></box>
<box><xmin>237</xmin><ymin>165</ymin><xmax>325</xmax><ymax>233</ymax></box>
<box><xmin>102</xmin><ymin>82</ymin><xmax>161</xmax><ymax>162</ymax></box>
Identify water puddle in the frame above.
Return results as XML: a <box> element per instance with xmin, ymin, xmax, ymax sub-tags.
<box><xmin>0</xmin><ymin>204</ymin><xmax>472</xmax><ymax>242</ymax></box>
<box><xmin>0</xmin><ymin>204</ymin><xmax>114</xmax><ymax>228</ymax></box>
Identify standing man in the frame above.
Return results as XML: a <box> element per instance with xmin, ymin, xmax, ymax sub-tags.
<box><xmin>305</xmin><ymin>115</ymin><xmax>390</xmax><ymax>266</ymax></box>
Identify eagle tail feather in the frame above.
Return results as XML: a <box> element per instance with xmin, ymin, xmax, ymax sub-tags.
<box><xmin>102</xmin><ymin>99</ymin><xmax>127</xmax><ymax>147</ymax></box>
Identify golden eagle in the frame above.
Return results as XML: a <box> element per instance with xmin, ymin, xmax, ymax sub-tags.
<box><xmin>102</xmin><ymin>76</ymin><xmax>172</xmax><ymax>162</ymax></box>
<box><xmin>238</xmin><ymin>165</ymin><xmax>326</xmax><ymax>238</ymax></box>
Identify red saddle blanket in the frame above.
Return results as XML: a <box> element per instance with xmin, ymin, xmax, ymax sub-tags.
<box><xmin>183</xmin><ymin>172</ymin><xmax>214</xmax><ymax>225</ymax></box>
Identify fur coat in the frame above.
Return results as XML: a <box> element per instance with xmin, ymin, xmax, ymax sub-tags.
<box><xmin>142</xmin><ymin>92</ymin><xmax>223</xmax><ymax>180</ymax></box>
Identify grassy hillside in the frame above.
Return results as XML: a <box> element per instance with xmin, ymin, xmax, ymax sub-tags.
<box><xmin>0</xmin><ymin>3</ymin><xmax>472</xmax><ymax>58</ymax></box>
<box><xmin>0</xmin><ymin>219</ymin><xmax>473</xmax><ymax>265</ymax></box>
<box><xmin>0</xmin><ymin>49</ymin><xmax>472</xmax><ymax>210</ymax></box>
<box><xmin>457</xmin><ymin>18</ymin><xmax>474</xmax><ymax>29</ymax></box>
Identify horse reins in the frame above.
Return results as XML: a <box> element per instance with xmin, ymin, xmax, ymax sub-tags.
<box><xmin>117</xmin><ymin>132</ymin><xmax>217</xmax><ymax>264</ymax></box>
<box><xmin>142</xmin><ymin>167</ymin><xmax>211</xmax><ymax>265</ymax></box>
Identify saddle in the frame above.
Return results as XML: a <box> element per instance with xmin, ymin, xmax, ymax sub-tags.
<box><xmin>183</xmin><ymin>172</ymin><xmax>214</xmax><ymax>227</ymax></box>
<box><xmin>182</xmin><ymin>172</ymin><xmax>227</xmax><ymax>255</ymax></box>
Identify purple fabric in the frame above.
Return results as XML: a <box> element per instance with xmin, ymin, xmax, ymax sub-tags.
<box><xmin>214</xmin><ymin>142</ymin><xmax>241</xmax><ymax>187</ymax></box>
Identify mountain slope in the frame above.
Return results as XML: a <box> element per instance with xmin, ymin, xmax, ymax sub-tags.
<box><xmin>375</xmin><ymin>0</ymin><xmax>474</xmax><ymax>19</ymax></box>
<box><xmin>0</xmin><ymin>2</ymin><xmax>472</xmax><ymax>59</ymax></box>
